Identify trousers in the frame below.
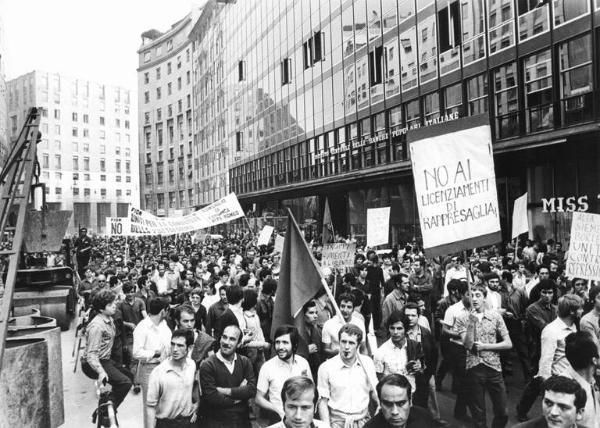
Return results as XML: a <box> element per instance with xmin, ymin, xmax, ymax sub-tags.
<box><xmin>81</xmin><ymin>359</ymin><xmax>133</xmax><ymax>409</ymax></box>
<box><xmin>465</xmin><ymin>364</ymin><xmax>508</xmax><ymax>428</ymax></box>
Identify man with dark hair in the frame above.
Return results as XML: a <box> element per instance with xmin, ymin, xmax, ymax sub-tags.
<box><xmin>257</xmin><ymin>278</ymin><xmax>277</xmax><ymax>341</ymax></box>
<box><xmin>297</xmin><ymin>299</ymin><xmax>322</xmax><ymax>379</ymax></box>
<box><xmin>318</xmin><ymin>323</ymin><xmax>379</xmax><ymax>427</ymax></box>
<box><xmin>199</xmin><ymin>324</ymin><xmax>257</xmax><ymax>428</ymax></box>
<box><xmin>175</xmin><ymin>304</ymin><xmax>215</xmax><ymax>365</ymax></box>
<box><xmin>75</xmin><ymin>227</ymin><xmax>92</xmax><ymax>278</ymax></box>
<box><xmin>82</xmin><ymin>289</ymin><xmax>133</xmax><ymax>411</ymax></box>
<box><xmin>374</xmin><ymin>310</ymin><xmax>424</xmax><ymax>395</ymax></box>
<box><xmin>409</xmin><ymin>257</ymin><xmax>433</xmax><ymax>312</ymax></box>
<box><xmin>266</xmin><ymin>376</ymin><xmax>328</xmax><ymax>428</ymax></box>
<box><xmin>207</xmin><ymin>286</ymin><xmax>229</xmax><ymax>337</ymax></box>
<box><xmin>525</xmin><ymin>279</ymin><xmax>558</xmax><ymax>379</ymax></box>
<box><xmin>364</xmin><ymin>374</ymin><xmax>435</xmax><ymax>428</ymax></box>
<box><xmin>456</xmin><ymin>283</ymin><xmax>512</xmax><ymax>428</ymax></box>
<box><xmin>382</xmin><ymin>273</ymin><xmax>409</xmax><ymax>328</ymax></box>
<box><xmin>322</xmin><ymin>293</ymin><xmax>367</xmax><ymax>357</ymax></box>
<box><xmin>146</xmin><ymin>329</ymin><xmax>198</xmax><ymax>428</ymax></box>
<box><xmin>580</xmin><ymin>285</ymin><xmax>600</xmax><ymax>351</ymax></box>
<box><xmin>518</xmin><ymin>294</ymin><xmax>583</xmax><ymax>422</ymax></box>
<box><xmin>213</xmin><ymin>285</ymin><xmax>254</xmax><ymax>348</ymax></box>
<box><xmin>256</xmin><ymin>325</ymin><xmax>312</xmax><ymax>423</ymax></box>
<box><xmin>133</xmin><ymin>297</ymin><xmax>173</xmax><ymax>428</ymax></box>
<box><xmin>514</xmin><ymin>376</ymin><xmax>587</xmax><ymax>428</ymax></box>
<box><xmin>561</xmin><ymin>331</ymin><xmax>600</xmax><ymax>428</ymax></box>
<box><xmin>366</xmin><ymin>252</ymin><xmax>385</xmax><ymax>332</ymax></box>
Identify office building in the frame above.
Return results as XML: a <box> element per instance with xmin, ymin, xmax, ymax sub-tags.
<box><xmin>187</xmin><ymin>0</ymin><xmax>598</xmax><ymax>245</ymax></box>
<box><xmin>137</xmin><ymin>12</ymin><xmax>198</xmax><ymax>216</ymax></box>
<box><xmin>7</xmin><ymin>71</ymin><xmax>139</xmax><ymax>234</ymax></box>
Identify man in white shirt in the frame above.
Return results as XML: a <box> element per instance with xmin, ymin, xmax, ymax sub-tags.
<box><xmin>517</xmin><ymin>294</ymin><xmax>583</xmax><ymax>422</ymax></box>
<box><xmin>256</xmin><ymin>325</ymin><xmax>312</xmax><ymax>423</ymax></box>
<box><xmin>145</xmin><ymin>329</ymin><xmax>198</xmax><ymax>428</ymax></box>
<box><xmin>266</xmin><ymin>376</ymin><xmax>328</xmax><ymax>428</ymax></box>
<box><xmin>444</xmin><ymin>256</ymin><xmax>467</xmax><ymax>296</ymax></box>
<box><xmin>318</xmin><ymin>324</ymin><xmax>379</xmax><ymax>428</ymax></box>
<box><xmin>321</xmin><ymin>293</ymin><xmax>367</xmax><ymax>357</ymax></box>
<box><xmin>133</xmin><ymin>297</ymin><xmax>173</xmax><ymax>428</ymax></box>
<box><xmin>562</xmin><ymin>331</ymin><xmax>600</xmax><ymax>428</ymax></box>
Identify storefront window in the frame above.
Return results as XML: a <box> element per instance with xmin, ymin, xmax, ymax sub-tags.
<box><xmin>488</xmin><ymin>0</ymin><xmax>514</xmax><ymax>55</ymax></box>
<box><xmin>467</xmin><ymin>73</ymin><xmax>488</xmax><ymax>115</ymax></box>
<box><xmin>400</xmin><ymin>27</ymin><xmax>418</xmax><ymax>91</ymax></box>
<box><xmin>443</xmin><ymin>83</ymin><xmax>462</xmax><ymax>116</ymax></box>
<box><xmin>559</xmin><ymin>34</ymin><xmax>593</xmax><ymax>126</ymax></box>
<box><xmin>462</xmin><ymin>0</ymin><xmax>486</xmax><ymax>65</ymax></box>
<box><xmin>523</xmin><ymin>49</ymin><xmax>554</xmax><ymax>132</ymax></box>
<box><xmin>553</xmin><ymin>0</ymin><xmax>589</xmax><ymax>26</ymax></box>
<box><xmin>494</xmin><ymin>62</ymin><xmax>520</xmax><ymax>139</ymax></box>
<box><xmin>517</xmin><ymin>0</ymin><xmax>549</xmax><ymax>42</ymax></box>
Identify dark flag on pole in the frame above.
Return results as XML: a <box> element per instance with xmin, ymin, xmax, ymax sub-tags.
<box><xmin>271</xmin><ymin>209</ymin><xmax>325</xmax><ymax>353</ymax></box>
<box><xmin>322</xmin><ymin>197</ymin><xmax>334</xmax><ymax>244</ymax></box>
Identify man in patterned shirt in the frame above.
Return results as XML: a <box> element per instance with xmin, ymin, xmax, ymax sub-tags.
<box><xmin>456</xmin><ymin>283</ymin><xmax>512</xmax><ymax>428</ymax></box>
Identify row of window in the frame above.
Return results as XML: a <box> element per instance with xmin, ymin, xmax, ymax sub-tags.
<box><xmin>231</xmin><ymin>31</ymin><xmax>596</xmax><ymax>194</ymax></box>
<box><xmin>48</xmin><ymin>187</ymin><xmax>132</xmax><ymax>198</ymax></box>
<box><xmin>143</xmin><ymin>42</ymin><xmax>191</xmax><ymax>64</ymax></box>
<box><xmin>41</xmin><ymin>109</ymin><xmax>130</xmax><ymax>128</ymax></box>
<box><xmin>143</xmin><ymin>76</ymin><xmax>191</xmax><ymax>104</ymax></box>
<box><xmin>144</xmin><ymin>98</ymin><xmax>192</xmax><ymax>124</ymax></box>
<box><xmin>41</xmin><ymin>154</ymin><xmax>131</xmax><ymax>173</ymax></box>
<box><xmin>145</xmin><ymin>142</ymin><xmax>193</xmax><ymax>164</ymax></box>
<box><xmin>143</xmin><ymin>65</ymin><xmax>189</xmax><ymax>84</ymax></box>
<box><xmin>144</xmin><ymin>189</ymin><xmax>194</xmax><ymax>210</ymax></box>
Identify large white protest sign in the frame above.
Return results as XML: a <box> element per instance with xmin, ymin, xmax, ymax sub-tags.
<box><xmin>321</xmin><ymin>243</ymin><xmax>356</xmax><ymax>270</ymax></box>
<box><xmin>367</xmin><ymin>207</ymin><xmax>390</xmax><ymax>248</ymax></box>
<box><xmin>106</xmin><ymin>217</ymin><xmax>131</xmax><ymax>236</ymax></box>
<box><xmin>410</xmin><ymin>117</ymin><xmax>501</xmax><ymax>257</ymax></box>
<box><xmin>129</xmin><ymin>193</ymin><xmax>245</xmax><ymax>235</ymax></box>
<box><xmin>512</xmin><ymin>193</ymin><xmax>529</xmax><ymax>239</ymax></box>
<box><xmin>566</xmin><ymin>211</ymin><xmax>600</xmax><ymax>281</ymax></box>
<box><xmin>257</xmin><ymin>225</ymin><xmax>274</xmax><ymax>246</ymax></box>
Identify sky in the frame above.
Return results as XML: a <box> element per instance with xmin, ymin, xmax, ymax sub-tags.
<box><xmin>1</xmin><ymin>0</ymin><xmax>206</xmax><ymax>91</ymax></box>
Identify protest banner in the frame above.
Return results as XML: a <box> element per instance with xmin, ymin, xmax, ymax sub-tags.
<box><xmin>409</xmin><ymin>115</ymin><xmax>501</xmax><ymax>257</ymax></box>
<box><xmin>274</xmin><ymin>234</ymin><xmax>285</xmax><ymax>253</ymax></box>
<box><xmin>105</xmin><ymin>217</ymin><xmax>131</xmax><ymax>236</ymax></box>
<box><xmin>129</xmin><ymin>192</ymin><xmax>245</xmax><ymax>235</ymax></box>
<box><xmin>512</xmin><ymin>192</ymin><xmax>529</xmax><ymax>239</ymax></box>
<box><xmin>321</xmin><ymin>243</ymin><xmax>356</xmax><ymax>270</ymax></box>
<box><xmin>257</xmin><ymin>225</ymin><xmax>274</xmax><ymax>246</ymax></box>
<box><xmin>367</xmin><ymin>207</ymin><xmax>390</xmax><ymax>248</ymax></box>
<box><xmin>566</xmin><ymin>211</ymin><xmax>600</xmax><ymax>281</ymax></box>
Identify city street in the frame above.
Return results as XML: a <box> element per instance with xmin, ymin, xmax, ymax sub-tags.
<box><xmin>59</xmin><ymin>316</ymin><xmax>541</xmax><ymax>428</ymax></box>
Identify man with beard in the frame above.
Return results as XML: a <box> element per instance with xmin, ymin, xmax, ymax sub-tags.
<box><xmin>199</xmin><ymin>324</ymin><xmax>257</xmax><ymax>428</ymax></box>
<box><xmin>517</xmin><ymin>294</ymin><xmax>583</xmax><ymax>422</ymax></box>
<box><xmin>145</xmin><ymin>329</ymin><xmax>198</xmax><ymax>428</ymax></box>
<box><xmin>317</xmin><ymin>323</ymin><xmax>379</xmax><ymax>428</ymax></box>
<box><xmin>256</xmin><ymin>325</ymin><xmax>312</xmax><ymax>423</ymax></box>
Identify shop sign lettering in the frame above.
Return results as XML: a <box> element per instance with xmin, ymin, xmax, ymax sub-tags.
<box><xmin>314</xmin><ymin>112</ymin><xmax>460</xmax><ymax>161</ymax></box>
<box><xmin>541</xmin><ymin>196</ymin><xmax>591</xmax><ymax>213</ymax></box>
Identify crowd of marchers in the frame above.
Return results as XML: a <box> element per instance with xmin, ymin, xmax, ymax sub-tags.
<box><xmin>71</xmin><ymin>228</ymin><xmax>598</xmax><ymax>428</ymax></box>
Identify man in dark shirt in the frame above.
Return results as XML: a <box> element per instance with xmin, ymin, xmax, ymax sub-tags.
<box><xmin>366</xmin><ymin>252</ymin><xmax>385</xmax><ymax>332</ymax></box>
<box><xmin>75</xmin><ymin>227</ymin><xmax>92</xmax><ymax>278</ymax></box>
<box><xmin>364</xmin><ymin>373</ymin><xmax>434</xmax><ymax>428</ymax></box>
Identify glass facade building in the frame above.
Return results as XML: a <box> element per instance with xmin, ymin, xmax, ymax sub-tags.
<box><xmin>190</xmin><ymin>0</ymin><xmax>600</xmax><ymax>245</ymax></box>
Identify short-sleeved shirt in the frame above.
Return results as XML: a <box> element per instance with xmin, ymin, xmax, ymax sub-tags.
<box><xmin>146</xmin><ymin>357</ymin><xmax>196</xmax><ymax>419</ymax></box>
<box><xmin>373</xmin><ymin>339</ymin><xmax>415</xmax><ymax>391</ymax></box>
<box><xmin>317</xmin><ymin>354</ymin><xmax>378</xmax><ymax>414</ymax></box>
<box><xmin>442</xmin><ymin>300</ymin><xmax>469</xmax><ymax>345</ymax></box>
<box><xmin>321</xmin><ymin>315</ymin><xmax>366</xmax><ymax>354</ymax></box>
<box><xmin>455</xmin><ymin>310</ymin><xmax>509</xmax><ymax>372</ymax></box>
<box><xmin>257</xmin><ymin>355</ymin><xmax>312</xmax><ymax>414</ymax></box>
